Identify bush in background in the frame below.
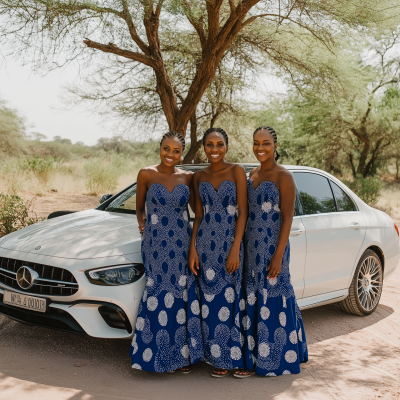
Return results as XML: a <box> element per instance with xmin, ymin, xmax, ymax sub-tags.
<box><xmin>0</xmin><ymin>194</ymin><xmax>43</xmax><ymax>237</ymax></box>
<box><xmin>343</xmin><ymin>174</ymin><xmax>383</xmax><ymax>205</ymax></box>
<box><xmin>22</xmin><ymin>154</ymin><xmax>61</xmax><ymax>184</ymax></box>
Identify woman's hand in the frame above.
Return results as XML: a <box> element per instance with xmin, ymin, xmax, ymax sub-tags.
<box><xmin>267</xmin><ymin>255</ymin><xmax>282</xmax><ymax>279</ymax></box>
<box><xmin>138</xmin><ymin>219</ymin><xmax>147</xmax><ymax>233</ymax></box>
<box><xmin>189</xmin><ymin>247</ymin><xmax>200</xmax><ymax>276</ymax></box>
<box><xmin>226</xmin><ymin>246</ymin><xmax>240</xmax><ymax>274</ymax></box>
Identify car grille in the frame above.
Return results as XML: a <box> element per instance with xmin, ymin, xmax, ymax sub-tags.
<box><xmin>0</xmin><ymin>257</ymin><xmax>78</xmax><ymax>296</ymax></box>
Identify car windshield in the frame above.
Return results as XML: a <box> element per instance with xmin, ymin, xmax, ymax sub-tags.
<box><xmin>103</xmin><ymin>164</ymin><xmax>257</xmax><ymax>215</ymax></box>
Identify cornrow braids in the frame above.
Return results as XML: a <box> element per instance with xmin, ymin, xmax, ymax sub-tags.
<box><xmin>253</xmin><ymin>126</ymin><xmax>280</xmax><ymax>161</ymax></box>
<box><xmin>202</xmin><ymin>127</ymin><xmax>229</xmax><ymax>146</ymax></box>
<box><xmin>160</xmin><ymin>131</ymin><xmax>185</xmax><ymax>151</ymax></box>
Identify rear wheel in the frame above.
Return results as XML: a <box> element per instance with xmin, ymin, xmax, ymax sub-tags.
<box><xmin>339</xmin><ymin>249</ymin><xmax>383</xmax><ymax>316</ymax></box>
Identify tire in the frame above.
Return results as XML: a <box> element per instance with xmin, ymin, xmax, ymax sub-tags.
<box><xmin>339</xmin><ymin>249</ymin><xmax>383</xmax><ymax>316</ymax></box>
<box><xmin>47</xmin><ymin>211</ymin><xmax>76</xmax><ymax>220</ymax></box>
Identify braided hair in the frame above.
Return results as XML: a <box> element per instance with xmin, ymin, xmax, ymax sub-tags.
<box><xmin>160</xmin><ymin>131</ymin><xmax>185</xmax><ymax>151</ymax></box>
<box><xmin>202</xmin><ymin>127</ymin><xmax>229</xmax><ymax>146</ymax></box>
<box><xmin>253</xmin><ymin>126</ymin><xmax>280</xmax><ymax>161</ymax></box>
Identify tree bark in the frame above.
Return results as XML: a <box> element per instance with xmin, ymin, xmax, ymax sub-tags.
<box><xmin>183</xmin><ymin>112</ymin><xmax>203</xmax><ymax>164</ymax></box>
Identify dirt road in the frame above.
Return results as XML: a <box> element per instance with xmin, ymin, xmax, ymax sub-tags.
<box><xmin>1</xmin><ymin>265</ymin><xmax>400</xmax><ymax>400</ymax></box>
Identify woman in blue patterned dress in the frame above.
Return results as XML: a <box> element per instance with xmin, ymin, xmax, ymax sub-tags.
<box><xmin>235</xmin><ymin>126</ymin><xmax>308</xmax><ymax>378</ymax></box>
<box><xmin>129</xmin><ymin>132</ymin><xmax>203</xmax><ymax>373</ymax></box>
<box><xmin>189</xmin><ymin>128</ymin><xmax>249</xmax><ymax>378</ymax></box>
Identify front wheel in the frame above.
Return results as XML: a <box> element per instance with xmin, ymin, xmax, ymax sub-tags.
<box><xmin>339</xmin><ymin>249</ymin><xmax>383</xmax><ymax>316</ymax></box>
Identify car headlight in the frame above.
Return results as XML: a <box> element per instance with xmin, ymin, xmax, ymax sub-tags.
<box><xmin>85</xmin><ymin>264</ymin><xmax>145</xmax><ymax>286</ymax></box>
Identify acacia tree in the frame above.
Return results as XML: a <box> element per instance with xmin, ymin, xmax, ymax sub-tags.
<box><xmin>0</xmin><ymin>0</ymin><xmax>393</xmax><ymax>144</ymax></box>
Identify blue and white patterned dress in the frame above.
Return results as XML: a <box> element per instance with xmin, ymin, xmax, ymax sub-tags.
<box><xmin>243</xmin><ymin>179</ymin><xmax>308</xmax><ymax>376</ymax></box>
<box><xmin>196</xmin><ymin>180</ymin><xmax>247</xmax><ymax>369</ymax></box>
<box><xmin>129</xmin><ymin>183</ymin><xmax>203</xmax><ymax>372</ymax></box>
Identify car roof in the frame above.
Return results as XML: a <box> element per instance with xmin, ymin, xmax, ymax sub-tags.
<box><xmin>179</xmin><ymin>163</ymin><xmax>324</xmax><ymax>173</ymax></box>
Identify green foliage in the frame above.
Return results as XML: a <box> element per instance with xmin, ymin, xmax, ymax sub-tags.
<box><xmin>0</xmin><ymin>194</ymin><xmax>42</xmax><ymax>237</ymax></box>
<box><xmin>22</xmin><ymin>154</ymin><xmax>61</xmax><ymax>184</ymax></box>
<box><xmin>343</xmin><ymin>175</ymin><xmax>383</xmax><ymax>205</ymax></box>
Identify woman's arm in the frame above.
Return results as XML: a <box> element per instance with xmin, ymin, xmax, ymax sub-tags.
<box><xmin>136</xmin><ymin>169</ymin><xmax>150</xmax><ymax>233</ymax></box>
<box><xmin>226</xmin><ymin>165</ymin><xmax>248</xmax><ymax>274</ymax></box>
<box><xmin>188</xmin><ymin>173</ymin><xmax>204</xmax><ymax>275</ymax></box>
<box><xmin>267</xmin><ymin>171</ymin><xmax>296</xmax><ymax>279</ymax></box>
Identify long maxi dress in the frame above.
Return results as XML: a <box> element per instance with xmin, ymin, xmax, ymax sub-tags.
<box><xmin>129</xmin><ymin>183</ymin><xmax>203</xmax><ymax>372</ymax></box>
<box><xmin>243</xmin><ymin>179</ymin><xmax>308</xmax><ymax>376</ymax></box>
<box><xmin>196</xmin><ymin>180</ymin><xmax>248</xmax><ymax>369</ymax></box>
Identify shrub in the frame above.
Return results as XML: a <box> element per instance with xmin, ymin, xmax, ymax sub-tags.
<box><xmin>84</xmin><ymin>158</ymin><xmax>119</xmax><ymax>195</ymax></box>
<box><xmin>0</xmin><ymin>194</ymin><xmax>43</xmax><ymax>237</ymax></box>
<box><xmin>22</xmin><ymin>154</ymin><xmax>60</xmax><ymax>184</ymax></box>
<box><xmin>343</xmin><ymin>174</ymin><xmax>383</xmax><ymax>205</ymax></box>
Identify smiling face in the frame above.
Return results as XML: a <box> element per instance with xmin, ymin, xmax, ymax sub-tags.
<box><xmin>159</xmin><ymin>136</ymin><xmax>183</xmax><ymax>167</ymax></box>
<box><xmin>253</xmin><ymin>129</ymin><xmax>277</xmax><ymax>163</ymax></box>
<box><xmin>204</xmin><ymin>131</ymin><xmax>228</xmax><ymax>163</ymax></box>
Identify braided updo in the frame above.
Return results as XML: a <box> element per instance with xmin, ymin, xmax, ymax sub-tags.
<box><xmin>253</xmin><ymin>126</ymin><xmax>280</xmax><ymax>161</ymax></box>
<box><xmin>160</xmin><ymin>131</ymin><xmax>185</xmax><ymax>151</ymax></box>
<box><xmin>202</xmin><ymin>127</ymin><xmax>229</xmax><ymax>146</ymax></box>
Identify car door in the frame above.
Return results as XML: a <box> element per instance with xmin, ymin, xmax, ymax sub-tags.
<box><xmin>289</xmin><ymin>189</ymin><xmax>306</xmax><ymax>299</ymax></box>
<box><xmin>293</xmin><ymin>171</ymin><xmax>366</xmax><ymax>298</ymax></box>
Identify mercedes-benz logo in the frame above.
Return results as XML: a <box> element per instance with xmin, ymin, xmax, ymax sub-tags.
<box><xmin>16</xmin><ymin>266</ymin><xmax>39</xmax><ymax>290</ymax></box>
<box><xmin>35</xmin><ymin>246</ymin><xmax>41</xmax><ymax>250</ymax></box>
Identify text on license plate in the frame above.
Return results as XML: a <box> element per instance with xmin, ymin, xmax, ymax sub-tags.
<box><xmin>3</xmin><ymin>290</ymin><xmax>47</xmax><ymax>313</ymax></box>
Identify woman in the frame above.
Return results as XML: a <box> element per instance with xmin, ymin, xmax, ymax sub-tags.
<box><xmin>235</xmin><ymin>126</ymin><xmax>308</xmax><ymax>378</ymax></box>
<box><xmin>189</xmin><ymin>127</ymin><xmax>248</xmax><ymax>378</ymax></box>
<box><xmin>129</xmin><ymin>132</ymin><xmax>203</xmax><ymax>373</ymax></box>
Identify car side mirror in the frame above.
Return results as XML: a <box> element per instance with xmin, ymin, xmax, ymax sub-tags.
<box><xmin>99</xmin><ymin>194</ymin><xmax>113</xmax><ymax>204</ymax></box>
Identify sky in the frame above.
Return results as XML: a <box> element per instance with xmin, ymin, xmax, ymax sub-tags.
<box><xmin>0</xmin><ymin>57</ymin><xmax>286</xmax><ymax>146</ymax></box>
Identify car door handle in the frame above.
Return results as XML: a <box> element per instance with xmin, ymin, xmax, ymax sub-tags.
<box><xmin>350</xmin><ymin>223</ymin><xmax>360</xmax><ymax>230</ymax></box>
<box><xmin>290</xmin><ymin>229</ymin><xmax>303</xmax><ymax>236</ymax></box>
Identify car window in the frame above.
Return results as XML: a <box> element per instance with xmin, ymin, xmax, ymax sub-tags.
<box><xmin>294</xmin><ymin>172</ymin><xmax>336</xmax><ymax>215</ymax></box>
<box><xmin>330</xmin><ymin>181</ymin><xmax>355</xmax><ymax>212</ymax></box>
<box><xmin>105</xmin><ymin>185</ymin><xmax>137</xmax><ymax>215</ymax></box>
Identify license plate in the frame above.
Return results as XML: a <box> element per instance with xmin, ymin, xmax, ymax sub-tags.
<box><xmin>3</xmin><ymin>290</ymin><xmax>47</xmax><ymax>313</ymax></box>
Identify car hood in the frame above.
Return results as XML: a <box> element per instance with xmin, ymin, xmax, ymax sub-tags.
<box><xmin>0</xmin><ymin>209</ymin><xmax>142</xmax><ymax>259</ymax></box>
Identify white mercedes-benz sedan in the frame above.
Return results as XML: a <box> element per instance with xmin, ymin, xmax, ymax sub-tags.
<box><xmin>0</xmin><ymin>164</ymin><xmax>399</xmax><ymax>339</ymax></box>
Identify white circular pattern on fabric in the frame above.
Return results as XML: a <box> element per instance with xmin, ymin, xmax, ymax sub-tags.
<box><xmin>274</xmin><ymin>204</ymin><xmax>280</xmax><ymax>212</ymax></box>
<box><xmin>263</xmin><ymin>289</ymin><xmax>268</xmax><ymax>303</ymax></box>
<box><xmin>191</xmin><ymin>338</ymin><xmax>197</xmax><ymax>347</ymax></box>
<box><xmin>176</xmin><ymin>308</ymin><xmax>186</xmax><ymax>324</ymax></box>
<box><xmin>204</xmin><ymin>293</ymin><xmax>215</xmax><ymax>302</ymax></box>
<box><xmin>131</xmin><ymin>340</ymin><xmax>138</xmax><ymax>355</ymax></box>
<box><xmin>204</xmin><ymin>205</ymin><xmax>209</xmax><ymax>214</ymax></box>
<box><xmin>218</xmin><ymin>307</ymin><xmax>230</xmax><ymax>322</ymax></box>
<box><xmin>183</xmin><ymin>289</ymin><xmax>188</xmax><ymax>302</ymax></box>
<box><xmin>147</xmin><ymin>296</ymin><xmax>158</xmax><ymax>311</ymax></box>
<box><xmin>258</xmin><ymin>343</ymin><xmax>270</xmax><ymax>357</ymax></box>
<box><xmin>285</xmin><ymin>350</ymin><xmax>297</xmax><ymax>363</ymax></box>
<box><xmin>282</xmin><ymin>370</ymin><xmax>291</xmax><ymax>375</ymax></box>
<box><xmin>260</xmin><ymin>306</ymin><xmax>270</xmax><ymax>320</ymax></box>
<box><xmin>206</xmin><ymin>269</ymin><xmax>215</xmax><ymax>281</ymax></box>
<box><xmin>247</xmin><ymin>335</ymin><xmax>255</xmax><ymax>350</ymax></box>
<box><xmin>181</xmin><ymin>345</ymin><xmax>190</xmax><ymax>358</ymax></box>
<box><xmin>202</xmin><ymin>304</ymin><xmax>209</xmax><ymax>318</ymax></box>
<box><xmin>164</xmin><ymin>292</ymin><xmax>174</xmax><ymax>308</ymax></box>
<box><xmin>135</xmin><ymin>317</ymin><xmax>145</xmax><ymax>331</ymax></box>
<box><xmin>190</xmin><ymin>300</ymin><xmax>200</xmax><ymax>315</ymax></box>
<box><xmin>178</xmin><ymin>275</ymin><xmax>187</xmax><ymax>286</ymax></box>
<box><xmin>239</xmin><ymin>299</ymin><xmax>245</xmax><ymax>311</ymax></box>
<box><xmin>211</xmin><ymin>344</ymin><xmax>221</xmax><ymax>358</ymax></box>
<box><xmin>146</xmin><ymin>278</ymin><xmax>154</xmax><ymax>287</ymax></box>
<box><xmin>227</xmin><ymin>205</ymin><xmax>236</xmax><ymax>215</ymax></box>
<box><xmin>224</xmin><ymin>287</ymin><xmax>235</xmax><ymax>303</ymax></box>
<box><xmin>230</xmin><ymin>346</ymin><xmax>241</xmax><ymax>360</ymax></box>
<box><xmin>142</xmin><ymin>289</ymin><xmax>148</xmax><ymax>302</ymax></box>
<box><xmin>240</xmin><ymin>333</ymin><xmax>244</xmax><ymax>347</ymax></box>
<box><xmin>282</xmin><ymin>295</ymin><xmax>287</xmax><ymax>308</ymax></box>
<box><xmin>235</xmin><ymin>313</ymin><xmax>240</xmax><ymax>327</ymax></box>
<box><xmin>269</xmin><ymin>277</ymin><xmax>277</xmax><ymax>286</ymax></box>
<box><xmin>289</xmin><ymin>330</ymin><xmax>298</xmax><ymax>344</ymax></box>
<box><xmin>143</xmin><ymin>348</ymin><xmax>153</xmax><ymax>362</ymax></box>
<box><xmin>242</xmin><ymin>316</ymin><xmax>251</xmax><ymax>330</ymax></box>
<box><xmin>183</xmin><ymin>211</ymin><xmax>189</xmax><ymax>221</ymax></box>
<box><xmin>266</xmin><ymin>372</ymin><xmax>276</xmax><ymax>376</ymax></box>
<box><xmin>158</xmin><ymin>310</ymin><xmax>168</xmax><ymax>326</ymax></box>
<box><xmin>262</xmin><ymin>202</ymin><xmax>272</xmax><ymax>212</ymax></box>
<box><xmin>298</xmin><ymin>328</ymin><xmax>303</xmax><ymax>342</ymax></box>
<box><xmin>247</xmin><ymin>292</ymin><xmax>256</xmax><ymax>306</ymax></box>
<box><xmin>279</xmin><ymin>312</ymin><xmax>286</xmax><ymax>327</ymax></box>
<box><xmin>151</xmin><ymin>214</ymin><xmax>158</xmax><ymax>224</ymax></box>
<box><xmin>132</xmin><ymin>363</ymin><xmax>142</xmax><ymax>370</ymax></box>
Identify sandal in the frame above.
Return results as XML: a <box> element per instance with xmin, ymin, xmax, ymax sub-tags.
<box><xmin>211</xmin><ymin>368</ymin><xmax>229</xmax><ymax>378</ymax></box>
<box><xmin>233</xmin><ymin>370</ymin><xmax>255</xmax><ymax>378</ymax></box>
<box><xmin>179</xmin><ymin>366</ymin><xmax>192</xmax><ymax>374</ymax></box>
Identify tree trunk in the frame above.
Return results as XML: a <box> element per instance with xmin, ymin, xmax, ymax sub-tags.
<box><xmin>183</xmin><ymin>112</ymin><xmax>203</xmax><ymax>164</ymax></box>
